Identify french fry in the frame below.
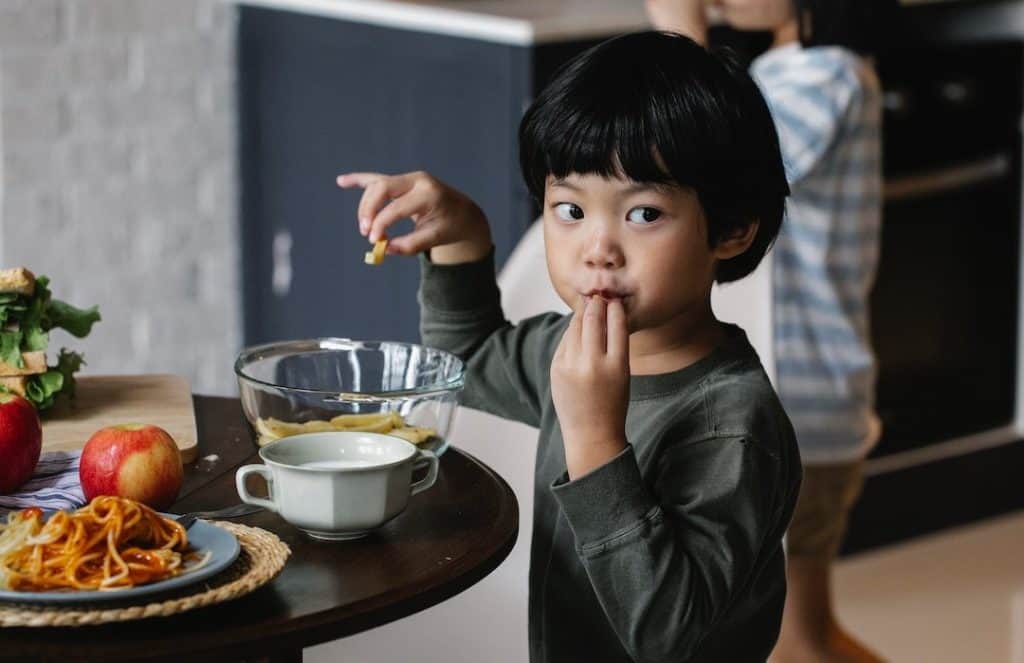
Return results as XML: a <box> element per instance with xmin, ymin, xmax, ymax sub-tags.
<box><xmin>364</xmin><ymin>239</ymin><xmax>388</xmax><ymax>265</ymax></box>
<box><xmin>328</xmin><ymin>412</ymin><xmax>398</xmax><ymax>428</ymax></box>
<box><xmin>256</xmin><ymin>412</ymin><xmax>439</xmax><ymax>447</ymax></box>
<box><xmin>389</xmin><ymin>426</ymin><xmax>437</xmax><ymax>445</ymax></box>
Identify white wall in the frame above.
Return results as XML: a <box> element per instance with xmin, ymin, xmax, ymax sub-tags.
<box><xmin>0</xmin><ymin>0</ymin><xmax>239</xmax><ymax>395</ymax></box>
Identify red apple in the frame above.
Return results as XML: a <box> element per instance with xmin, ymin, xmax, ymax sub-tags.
<box><xmin>0</xmin><ymin>393</ymin><xmax>43</xmax><ymax>494</ymax></box>
<box><xmin>79</xmin><ymin>424</ymin><xmax>183</xmax><ymax>510</ymax></box>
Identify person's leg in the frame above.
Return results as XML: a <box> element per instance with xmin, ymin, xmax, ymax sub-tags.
<box><xmin>771</xmin><ymin>462</ymin><xmax>885</xmax><ymax>663</ymax></box>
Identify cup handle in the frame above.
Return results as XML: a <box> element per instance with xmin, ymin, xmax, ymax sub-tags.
<box><xmin>236</xmin><ymin>464</ymin><xmax>278</xmax><ymax>513</ymax></box>
<box><xmin>410</xmin><ymin>449</ymin><xmax>439</xmax><ymax>496</ymax></box>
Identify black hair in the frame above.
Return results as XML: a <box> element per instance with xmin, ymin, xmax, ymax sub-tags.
<box><xmin>519</xmin><ymin>31</ymin><xmax>789</xmax><ymax>283</ymax></box>
<box><xmin>794</xmin><ymin>0</ymin><xmax>903</xmax><ymax>56</ymax></box>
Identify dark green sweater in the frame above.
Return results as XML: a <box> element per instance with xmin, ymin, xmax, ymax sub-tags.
<box><xmin>420</xmin><ymin>253</ymin><xmax>802</xmax><ymax>663</ymax></box>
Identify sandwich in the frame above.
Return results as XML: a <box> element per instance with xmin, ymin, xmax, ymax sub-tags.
<box><xmin>0</xmin><ymin>267</ymin><xmax>101</xmax><ymax>411</ymax></box>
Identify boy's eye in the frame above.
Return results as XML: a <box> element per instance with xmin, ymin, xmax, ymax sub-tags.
<box><xmin>553</xmin><ymin>203</ymin><xmax>584</xmax><ymax>221</ymax></box>
<box><xmin>626</xmin><ymin>206</ymin><xmax>662</xmax><ymax>224</ymax></box>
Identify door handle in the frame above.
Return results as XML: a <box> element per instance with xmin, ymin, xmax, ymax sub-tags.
<box><xmin>884</xmin><ymin>154</ymin><xmax>1011</xmax><ymax>202</ymax></box>
<box><xmin>272</xmin><ymin>229</ymin><xmax>293</xmax><ymax>297</ymax></box>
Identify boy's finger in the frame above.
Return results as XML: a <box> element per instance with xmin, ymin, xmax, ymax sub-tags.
<box><xmin>606</xmin><ymin>298</ymin><xmax>629</xmax><ymax>363</ymax></box>
<box><xmin>581</xmin><ymin>296</ymin><xmax>607</xmax><ymax>356</ymax></box>
<box><xmin>562</xmin><ymin>307</ymin><xmax>583</xmax><ymax>357</ymax></box>
<box><xmin>367</xmin><ymin>188</ymin><xmax>430</xmax><ymax>244</ymax></box>
<box><xmin>357</xmin><ymin>179</ymin><xmax>391</xmax><ymax>233</ymax></box>
<box><xmin>336</xmin><ymin>172</ymin><xmax>384</xmax><ymax>189</ymax></box>
<box><xmin>384</xmin><ymin>220</ymin><xmax>445</xmax><ymax>255</ymax></box>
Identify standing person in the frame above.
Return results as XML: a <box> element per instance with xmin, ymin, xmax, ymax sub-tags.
<box><xmin>340</xmin><ymin>31</ymin><xmax>801</xmax><ymax>662</ymax></box>
<box><xmin>645</xmin><ymin>2</ymin><xmax>894</xmax><ymax>662</ymax></box>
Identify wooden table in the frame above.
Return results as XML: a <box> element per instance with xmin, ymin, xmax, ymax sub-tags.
<box><xmin>1</xmin><ymin>396</ymin><xmax>519</xmax><ymax>662</ymax></box>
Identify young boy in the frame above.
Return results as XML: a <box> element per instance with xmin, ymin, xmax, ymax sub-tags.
<box><xmin>338</xmin><ymin>31</ymin><xmax>801</xmax><ymax>662</ymax></box>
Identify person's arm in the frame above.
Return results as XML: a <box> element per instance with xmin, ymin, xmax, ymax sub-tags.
<box><xmin>644</xmin><ymin>0</ymin><xmax>709</xmax><ymax>45</ymax></box>
<box><xmin>418</xmin><ymin>251</ymin><xmax>564</xmax><ymax>427</ymax></box>
<box><xmin>551</xmin><ymin>434</ymin><xmax>782</xmax><ymax>661</ymax></box>
<box><xmin>337</xmin><ymin>170</ymin><xmax>558</xmax><ymax>427</ymax></box>
<box><xmin>752</xmin><ymin>51</ymin><xmax>865</xmax><ymax>184</ymax></box>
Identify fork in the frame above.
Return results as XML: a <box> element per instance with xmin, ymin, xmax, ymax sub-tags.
<box><xmin>174</xmin><ymin>503</ymin><xmax>263</xmax><ymax>529</ymax></box>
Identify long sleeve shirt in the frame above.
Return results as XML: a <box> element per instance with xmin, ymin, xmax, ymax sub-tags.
<box><xmin>419</xmin><ymin>252</ymin><xmax>802</xmax><ymax>663</ymax></box>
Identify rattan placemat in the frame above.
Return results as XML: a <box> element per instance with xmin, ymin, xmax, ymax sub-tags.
<box><xmin>0</xmin><ymin>521</ymin><xmax>290</xmax><ymax>627</ymax></box>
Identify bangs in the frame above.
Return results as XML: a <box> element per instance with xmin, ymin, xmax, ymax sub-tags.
<box><xmin>529</xmin><ymin>100</ymin><xmax>684</xmax><ymax>196</ymax></box>
<box><xmin>519</xmin><ymin>34</ymin><xmax>761</xmax><ymax>203</ymax></box>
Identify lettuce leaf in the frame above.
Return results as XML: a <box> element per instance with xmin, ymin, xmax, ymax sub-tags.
<box><xmin>0</xmin><ymin>330</ymin><xmax>23</xmax><ymax>367</ymax></box>
<box><xmin>17</xmin><ymin>350</ymin><xmax>86</xmax><ymax>412</ymax></box>
<box><xmin>24</xmin><ymin>370</ymin><xmax>63</xmax><ymax>411</ymax></box>
<box><xmin>0</xmin><ymin>275</ymin><xmax>100</xmax><ymax>367</ymax></box>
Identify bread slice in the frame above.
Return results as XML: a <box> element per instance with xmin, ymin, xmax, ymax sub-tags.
<box><xmin>0</xmin><ymin>351</ymin><xmax>46</xmax><ymax>377</ymax></box>
<box><xmin>0</xmin><ymin>376</ymin><xmax>28</xmax><ymax>397</ymax></box>
<box><xmin>0</xmin><ymin>268</ymin><xmax>35</xmax><ymax>296</ymax></box>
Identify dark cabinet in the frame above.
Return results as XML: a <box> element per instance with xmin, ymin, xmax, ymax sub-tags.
<box><xmin>238</xmin><ymin>6</ymin><xmax>599</xmax><ymax>345</ymax></box>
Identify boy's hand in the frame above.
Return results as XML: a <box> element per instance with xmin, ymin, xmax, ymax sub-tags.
<box><xmin>551</xmin><ymin>296</ymin><xmax>630</xmax><ymax>480</ymax></box>
<box><xmin>336</xmin><ymin>171</ymin><xmax>492</xmax><ymax>264</ymax></box>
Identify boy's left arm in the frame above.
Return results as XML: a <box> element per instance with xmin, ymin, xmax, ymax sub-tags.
<box><xmin>551</xmin><ymin>434</ymin><xmax>783</xmax><ymax>662</ymax></box>
<box><xmin>550</xmin><ymin>297</ymin><xmax>784</xmax><ymax>661</ymax></box>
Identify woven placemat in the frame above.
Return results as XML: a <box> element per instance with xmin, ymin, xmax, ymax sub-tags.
<box><xmin>0</xmin><ymin>521</ymin><xmax>290</xmax><ymax>627</ymax></box>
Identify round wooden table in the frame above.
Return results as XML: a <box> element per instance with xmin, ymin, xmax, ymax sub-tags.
<box><xmin>1</xmin><ymin>396</ymin><xmax>519</xmax><ymax>662</ymax></box>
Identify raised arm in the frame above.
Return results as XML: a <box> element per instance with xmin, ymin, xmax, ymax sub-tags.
<box><xmin>644</xmin><ymin>0</ymin><xmax>710</xmax><ymax>45</ymax></box>
<box><xmin>338</xmin><ymin>170</ymin><xmax>561</xmax><ymax>427</ymax></box>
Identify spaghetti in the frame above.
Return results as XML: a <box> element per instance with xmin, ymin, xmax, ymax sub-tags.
<box><xmin>0</xmin><ymin>496</ymin><xmax>205</xmax><ymax>592</ymax></box>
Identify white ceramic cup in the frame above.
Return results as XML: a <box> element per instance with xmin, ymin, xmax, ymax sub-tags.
<box><xmin>235</xmin><ymin>431</ymin><xmax>439</xmax><ymax>540</ymax></box>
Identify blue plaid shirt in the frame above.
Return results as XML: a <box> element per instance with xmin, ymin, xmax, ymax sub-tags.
<box><xmin>752</xmin><ymin>43</ymin><xmax>883</xmax><ymax>463</ymax></box>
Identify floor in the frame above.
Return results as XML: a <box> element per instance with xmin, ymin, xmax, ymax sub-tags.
<box><xmin>834</xmin><ymin>508</ymin><xmax>1024</xmax><ymax>663</ymax></box>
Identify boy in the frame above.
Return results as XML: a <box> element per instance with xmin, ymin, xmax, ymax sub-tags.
<box><xmin>339</xmin><ymin>31</ymin><xmax>801</xmax><ymax>662</ymax></box>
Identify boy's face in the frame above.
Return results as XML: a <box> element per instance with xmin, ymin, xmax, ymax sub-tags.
<box><xmin>711</xmin><ymin>0</ymin><xmax>795</xmax><ymax>31</ymax></box>
<box><xmin>542</xmin><ymin>172</ymin><xmax>721</xmax><ymax>336</ymax></box>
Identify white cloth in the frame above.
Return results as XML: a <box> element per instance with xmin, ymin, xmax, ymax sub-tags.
<box><xmin>0</xmin><ymin>451</ymin><xmax>85</xmax><ymax>513</ymax></box>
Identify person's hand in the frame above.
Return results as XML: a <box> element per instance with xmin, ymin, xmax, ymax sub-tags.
<box><xmin>551</xmin><ymin>296</ymin><xmax>630</xmax><ymax>480</ymax></box>
<box><xmin>645</xmin><ymin>0</ymin><xmax>709</xmax><ymax>44</ymax></box>
<box><xmin>336</xmin><ymin>170</ymin><xmax>492</xmax><ymax>264</ymax></box>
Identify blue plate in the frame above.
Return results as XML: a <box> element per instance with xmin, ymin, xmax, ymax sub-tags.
<box><xmin>0</xmin><ymin>517</ymin><xmax>240</xmax><ymax>604</ymax></box>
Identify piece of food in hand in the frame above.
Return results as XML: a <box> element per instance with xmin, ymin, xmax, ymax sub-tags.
<box><xmin>0</xmin><ymin>267</ymin><xmax>100</xmax><ymax>412</ymax></box>
<box><xmin>255</xmin><ymin>412</ymin><xmax>437</xmax><ymax>447</ymax></box>
<box><xmin>0</xmin><ymin>496</ymin><xmax>203</xmax><ymax>591</ymax></box>
<box><xmin>79</xmin><ymin>424</ymin><xmax>184</xmax><ymax>511</ymax></box>
<box><xmin>0</xmin><ymin>393</ymin><xmax>42</xmax><ymax>494</ymax></box>
<box><xmin>364</xmin><ymin>239</ymin><xmax>388</xmax><ymax>265</ymax></box>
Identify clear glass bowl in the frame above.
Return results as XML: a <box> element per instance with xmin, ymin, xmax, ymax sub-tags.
<box><xmin>234</xmin><ymin>339</ymin><xmax>465</xmax><ymax>456</ymax></box>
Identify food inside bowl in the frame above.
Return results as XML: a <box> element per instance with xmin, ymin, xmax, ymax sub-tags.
<box><xmin>255</xmin><ymin>411</ymin><xmax>437</xmax><ymax>447</ymax></box>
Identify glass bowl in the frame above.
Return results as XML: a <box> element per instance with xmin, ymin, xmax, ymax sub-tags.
<box><xmin>235</xmin><ymin>339</ymin><xmax>465</xmax><ymax>456</ymax></box>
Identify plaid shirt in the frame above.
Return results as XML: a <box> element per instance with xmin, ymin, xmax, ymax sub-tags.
<box><xmin>752</xmin><ymin>43</ymin><xmax>884</xmax><ymax>463</ymax></box>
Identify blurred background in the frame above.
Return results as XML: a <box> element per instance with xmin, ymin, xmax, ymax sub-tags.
<box><xmin>3</xmin><ymin>0</ymin><xmax>1024</xmax><ymax>660</ymax></box>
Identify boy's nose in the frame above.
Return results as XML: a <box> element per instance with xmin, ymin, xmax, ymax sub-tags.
<box><xmin>583</xmin><ymin>233</ymin><xmax>624</xmax><ymax>269</ymax></box>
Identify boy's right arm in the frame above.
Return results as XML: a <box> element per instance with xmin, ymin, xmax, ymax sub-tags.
<box><xmin>337</xmin><ymin>170</ymin><xmax>556</xmax><ymax>427</ymax></box>
<box><xmin>418</xmin><ymin>252</ymin><xmax>562</xmax><ymax>427</ymax></box>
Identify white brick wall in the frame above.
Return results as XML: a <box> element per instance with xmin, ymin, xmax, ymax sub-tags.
<box><xmin>0</xmin><ymin>0</ymin><xmax>240</xmax><ymax>396</ymax></box>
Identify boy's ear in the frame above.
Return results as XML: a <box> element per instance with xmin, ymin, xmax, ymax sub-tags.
<box><xmin>713</xmin><ymin>220</ymin><xmax>759</xmax><ymax>260</ymax></box>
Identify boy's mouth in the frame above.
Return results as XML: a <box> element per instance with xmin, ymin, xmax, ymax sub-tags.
<box><xmin>583</xmin><ymin>288</ymin><xmax>629</xmax><ymax>300</ymax></box>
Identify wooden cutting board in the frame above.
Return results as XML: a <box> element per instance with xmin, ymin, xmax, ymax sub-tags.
<box><xmin>40</xmin><ymin>375</ymin><xmax>198</xmax><ymax>463</ymax></box>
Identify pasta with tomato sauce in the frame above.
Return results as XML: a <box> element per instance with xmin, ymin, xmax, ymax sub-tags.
<box><xmin>0</xmin><ymin>496</ymin><xmax>207</xmax><ymax>592</ymax></box>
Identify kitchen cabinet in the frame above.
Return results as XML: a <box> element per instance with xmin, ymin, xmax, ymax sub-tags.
<box><xmin>237</xmin><ymin>2</ymin><xmax>639</xmax><ymax>345</ymax></box>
